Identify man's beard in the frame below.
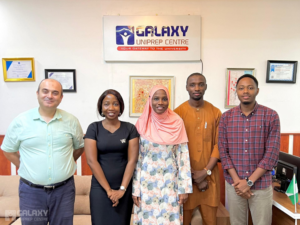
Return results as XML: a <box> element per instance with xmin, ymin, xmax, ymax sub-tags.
<box><xmin>242</xmin><ymin>101</ymin><xmax>251</xmax><ymax>105</ymax></box>
<box><xmin>191</xmin><ymin>96</ymin><xmax>202</xmax><ymax>101</ymax></box>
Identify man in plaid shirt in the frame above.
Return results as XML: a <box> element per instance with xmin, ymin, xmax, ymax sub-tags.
<box><xmin>219</xmin><ymin>74</ymin><xmax>280</xmax><ymax>225</ymax></box>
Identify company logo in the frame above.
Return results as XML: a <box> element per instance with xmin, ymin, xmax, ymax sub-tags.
<box><xmin>116</xmin><ymin>26</ymin><xmax>189</xmax><ymax>46</ymax></box>
<box><xmin>5</xmin><ymin>210</ymin><xmax>16</xmax><ymax>221</ymax></box>
<box><xmin>136</xmin><ymin>26</ymin><xmax>189</xmax><ymax>37</ymax></box>
<box><xmin>5</xmin><ymin>210</ymin><xmax>48</xmax><ymax>222</ymax></box>
<box><xmin>116</xmin><ymin>26</ymin><xmax>135</xmax><ymax>45</ymax></box>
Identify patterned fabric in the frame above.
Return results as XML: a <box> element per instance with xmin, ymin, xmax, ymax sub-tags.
<box><xmin>219</xmin><ymin>103</ymin><xmax>280</xmax><ymax>190</ymax></box>
<box><xmin>132</xmin><ymin>137</ymin><xmax>193</xmax><ymax>225</ymax></box>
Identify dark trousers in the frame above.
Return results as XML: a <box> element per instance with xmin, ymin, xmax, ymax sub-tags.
<box><xmin>19</xmin><ymin>176</ymin><xmax>75</xmax><ymax>225</ymax></box>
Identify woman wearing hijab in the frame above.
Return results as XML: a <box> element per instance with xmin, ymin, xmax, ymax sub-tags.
<box><xmin>132</xmin><ymin>85</ymin><xmax>193</xmax><ymax>225</ymax></box>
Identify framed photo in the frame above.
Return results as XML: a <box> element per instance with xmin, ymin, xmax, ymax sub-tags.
<box><xmin>225</xmin><ymin>68</ymin><xmax>255</xmax><ymax>109</ymax></box>
<box><xmin>45</xmin><ymin>69</ymin><xmax>76</xmax><ymax>92</ymax></box>
<box><xmin>129</xmin><ymin>76</ymin><xmax>175</xmax><ymax>117</ymax></box>
<box><xmin>2</xmin><ymin>58</ymin><xmax>35</xmax><ymax>82</ymax></box>
<box><xmin>266</xmin><ymin>60</ymin><xmax>297</xmax><ymax>83</ymax></box>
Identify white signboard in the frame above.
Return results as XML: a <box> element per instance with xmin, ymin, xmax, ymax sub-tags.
<box><xmin>103</xmin><ymin>16</ymin><xmax>201</xmax><ymax>62</ymax></box>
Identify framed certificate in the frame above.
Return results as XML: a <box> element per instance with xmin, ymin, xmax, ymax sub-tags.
<box><xmin>2</xmin><ymin>58</ymin><xmax>35</xmax><ymax>82</ymax></box>
<box><xmin>266</xmin><ymin>60</ymin><xmax>297</xmax><ymax>83</ymax></box>
<box><xmin>225</xmin><ymin>68</ymin><xmax>255</xmax><ymax>109</ymax></box>
<box><xmin>45</xmin><ymin>69</ymin><xmax>77</xmax><ymax>92</ymax></box>
<box><xmin>129</xmin><ymin>76</ymin><xmax>175</xmax><ymax>117</ymax></box>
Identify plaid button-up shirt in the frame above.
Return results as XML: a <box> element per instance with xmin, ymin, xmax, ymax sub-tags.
<box><xmin>219</xmin><ymin>103</ymin><xmax>280</xmax><ymax>190</ymax></box>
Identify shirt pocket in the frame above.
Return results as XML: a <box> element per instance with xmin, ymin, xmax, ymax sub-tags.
<box><xmin>204</xmin><ymin>123</ymin><xmax>213</xmax><ymax>142</ymax></box>
<box><xmin>52</xmin><ymin>131</ymin><xmax>73</xmax><ymax>150</ymax></box>
<box><xmin>251</xmin><ymin>121</ymin><xmax>266</xmax><ymax>143</ymax></box>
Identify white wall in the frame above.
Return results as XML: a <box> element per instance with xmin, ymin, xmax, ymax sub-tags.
<box><xmin>0</xmin><ymin>0</ymin><xmax>300</xmax><ymax>134</ymax></box>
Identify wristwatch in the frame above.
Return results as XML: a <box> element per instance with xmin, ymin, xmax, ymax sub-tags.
<box><xmin>204</xmin><ymin>167</ymin><xmax>212</xmax><ymax>176</ymax></box>
<box><xmin>120</xmin><ymin>186</ymin><xmax>126</xmax><ymax>191</ymax></box>
<box><xmin>247</xmin><ymin>179</ymin><xmax>254</xmax><ymax>187</ymax></box>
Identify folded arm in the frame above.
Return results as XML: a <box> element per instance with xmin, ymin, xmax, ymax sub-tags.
<box><xmin>73</xmin><ymin>147</ymin><xmax>84</xmax><ymax>161</ymax></box>
<box><xmin>3</xmin><ymin>151</ymin><xmax>20</xmax><ymax>168</ymax></box>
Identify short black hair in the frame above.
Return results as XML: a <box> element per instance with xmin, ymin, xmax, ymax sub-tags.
<box><xmin>186</xmin><ymin>73</ymin><xmax>206</xmax><ymax>85</ymax></box>
<box><xmin>37</xmin><ymin>78</ymin><xmax>63</xmax><ymax>96</ymax></box>
<box><xmin>97</xmin><ymin>89</ymin><xmax>124</xmax><ymax>117</ymax></box>
<box><xmin>236</xmin><ymin>74</ymin><xmax>258</xmax><ymax>87</ymax></box>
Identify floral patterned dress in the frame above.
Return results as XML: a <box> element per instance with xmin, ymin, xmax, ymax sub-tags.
<box><xmin>132</xmin><ymin>137</ymin><xmax>193</xmax><ymax>225</ymax></box>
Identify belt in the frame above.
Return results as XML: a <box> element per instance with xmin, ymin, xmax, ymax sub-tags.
<box><xmin>20</xmin><ymin>176</ymin><xmax>72</xmax><ymax>190</ymax></box>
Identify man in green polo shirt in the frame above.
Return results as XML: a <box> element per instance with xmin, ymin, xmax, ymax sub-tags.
<box><xmin>1</xmin><ymin>79</ymin><xmax>84</xmax><ymax>225</ymax></box>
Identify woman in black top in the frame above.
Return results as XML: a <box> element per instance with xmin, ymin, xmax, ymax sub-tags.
<box><xmin>84</xmin><ymin>89</ymin><xmax>139</xmax><ymax>225</ymax></box>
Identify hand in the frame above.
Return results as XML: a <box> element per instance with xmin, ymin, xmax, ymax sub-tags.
<box><xmin>232</xmin><ymin>179</ymin><xmax>251</xmax><ymax>196</ymax></box>
<box><xmin>132</xmin><ymin>195</ymin><xmax>141</xmax><ymax>207</ymax></box>
<box><xmin>107</xmin><ymin>189</ymin><xmax>113</xmax><ymax>198</ymax></box>
<box><xmin>107</xmin><ymin>189</ymin><xmax>118</xmax><ymax>205</ymax></box>
<box><xmin>178</xmin><ymin>194</ymin><xmax>188</xmax><ymax>205</ymax></box>
<box><xmin>109</xmin><ymin>190</ymin><xmax>125</xmax><ymax>202</ymax></box>
<box><xmin>191</xmin><ymin>168</ymin><xmax>207</xmax><ymax>184</ymax></box>
<box><xmin>112</xmin><ymin>199</ymin><xmax>119</xmax><ymax>207</ymax></box>
<box><xmin>240</xmin><ymin>190</ymin><xmax>254</xmax><ymax>199</ymax></box>
<box><xmin>197</xmin><ymin>180</ymin><xmax>209</xmax><ymax>191</ymax></box>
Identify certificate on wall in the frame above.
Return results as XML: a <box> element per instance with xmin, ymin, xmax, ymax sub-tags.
<box><xmin>2</xmin><ymin>58</ymin><xmax>35</xmax><ymax>82</ymax></box>
<box><xmin>266</xmin><ymin>60</ymin><xmax>297</xmax><ymax>83</ymax></box>
<box><xmin>45</xmin><ymin>69</ymin><xmax>77</xmax><ymax>92</ymax></box>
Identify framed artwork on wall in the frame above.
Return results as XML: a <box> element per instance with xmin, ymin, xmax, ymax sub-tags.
<box><xmin>2</xmin><ymin>58</ymin><xmax>35</xmax><ymax>82</ymax></box>
<box><xmin>45</xmin><ymin>69</ymin><xmax>77</xmax><ymax>92</ymax></box>
<box><xmin>225</xmin><ymin>68</ymin><xmax>255</xmax><ymax>109</ymax></box>
<box><xmin>129</xmin><ymin>76</ymin><xmax>175</xmax><ymax>117</ymax></box>
<box><xmin>266</xmin><ymin>60</ymin><xmax>297</xmax><ymax>83</ymax></box>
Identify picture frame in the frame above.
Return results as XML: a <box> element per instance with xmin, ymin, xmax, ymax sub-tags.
<box><xmin>225</xmin><ymin>68</ymin><xmax>255</xmax><ymax>109</ymax></box>
<box><xmin>45</xmin><ymin>69</ymin><xmax>77</xmax><ymax>92</ymax></box>
<box><xmin>129</xmin><ymin>76</ymin><xmax>175</xmax><ymax>117</ymax></box>
<box><xmin>2</xmin><ymin>58</ymin><xmax>35</xmax><ymax>82</ymax></box>
<box><xmin>266</xmin><ymin>60</ymin><xmax>297</xmax><ymax>83</ymax></box>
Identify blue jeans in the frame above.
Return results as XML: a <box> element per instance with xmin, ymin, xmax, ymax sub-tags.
<box><xmin>19</xmin><ymin>176</ymin><xmax>75</xmax><ymax>225</ymax></box>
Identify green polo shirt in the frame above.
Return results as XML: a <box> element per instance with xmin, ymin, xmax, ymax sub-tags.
<box><xmin>1</xmin><ymin>108</ymin><xmax>84</xmax><ymax>185</ymax></box>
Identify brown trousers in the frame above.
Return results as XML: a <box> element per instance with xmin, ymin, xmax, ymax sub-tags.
<box><xmin>183</xmin><ymin>204</ymin><xmax>218</xmax><ymax>225</ymax></box>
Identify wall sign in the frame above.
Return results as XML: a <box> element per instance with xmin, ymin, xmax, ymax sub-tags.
<box><xmin>103</xmin><ymin>16</ymin><xmax>201</xmax><ymax>62</ymax></box>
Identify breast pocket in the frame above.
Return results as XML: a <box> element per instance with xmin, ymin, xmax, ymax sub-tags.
<box><xmin>204</xmin><ymin>124</ymin><xmax>213</xmax><ymax>142</ymax></box>
<box><xmin>251</xmin><ymin>121</ymin><xmax>266</xmax><ymax>143</ymax></box>
<box><xmin>53</xmin><ymin>131</ymin><xmax>73</xmax><ymax>150</ymax></box>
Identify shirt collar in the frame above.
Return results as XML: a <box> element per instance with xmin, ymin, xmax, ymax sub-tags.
<box><xmin>32</xmin><ymin>107</ymin><xmax>62</xmax><ymax>121</ymax></box>
<box><xmin>238</xmin><ymin>102</ymin><xmax>259</xmax><ymax>116</ymax></box>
